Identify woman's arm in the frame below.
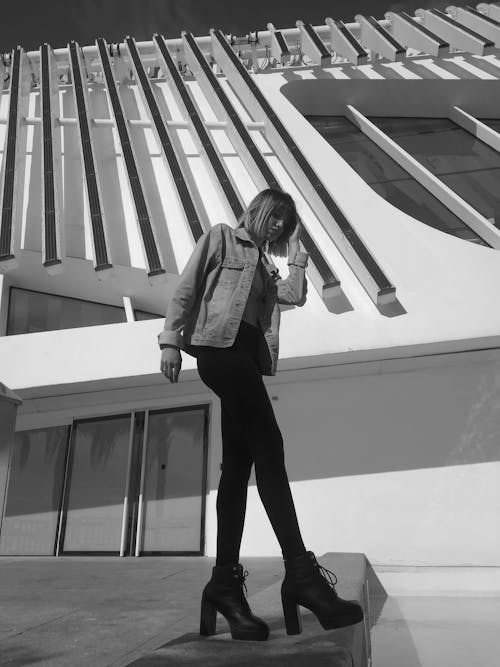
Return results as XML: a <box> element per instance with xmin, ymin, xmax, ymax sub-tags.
<box><xmin>276</xmin><ymin>253</ymin><xmax>308</xmax><ymax>306</ymax></box>
<box><xmin>275</xmin><ymin>222</ymin><xmax>308</xmax><ymax>306</ymax></box>
<box><xmin>158</xmin><ymin>224</ymin><xmax>221</xmax><ymax>349</ymax></box>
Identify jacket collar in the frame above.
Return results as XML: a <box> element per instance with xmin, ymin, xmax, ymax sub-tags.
<box><xmin>233</xmin><ymin>225</ymin><xmax>254</xmax><ymax>244</ymax></box>
<box><xmin>233</xmin><ymin>224</ymin><xmax>279</xmax><ymax>275</ymax></box>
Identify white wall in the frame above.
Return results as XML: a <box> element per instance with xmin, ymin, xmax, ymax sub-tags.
<box><xmin>10</xmin><ymin>339</ymin><xmax>500</xmax><ymax>566</ymax></box>
<box><xmin>227</xmin><ymin>348</ymin><xmax>500</xmax><ymax>566</ymax></box>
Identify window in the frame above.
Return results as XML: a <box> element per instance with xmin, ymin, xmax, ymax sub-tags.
<box><xmin>7</xmin><ymin>287</ymin><xmax>126</xmax><ymax>335</ymax></box>
<box><xmin>306</xmin><ymin>115</ymin><xmax>488</xmax><ymax>246</ymax></box>
<box><xmin>0</xmin><ymin>426</ymin><xmax>69</xmax><ymax>555</ymax></box>
<box><xmin>370</xmin><ymin>117</ymin><xmax>500</xmax><ymax>230</ymax></box>
<box><xmin>0</xmin><ymin>406</ymin><xmax>209</xmax><ymax>556</ymax></box>
<box><xmin>134</xmin><ymin>309</ymin><xmax>164</xmax><ymax>321</ymax></box>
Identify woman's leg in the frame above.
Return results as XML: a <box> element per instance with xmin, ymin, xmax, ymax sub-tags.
<box><xmin>197</xmin><ymin>345</ymin><xmax>306</xmax><ymax>561</ymax></box>
<box><xmin>215</xmin><ymin>404</ymin><xmax>254</xmax><ymax>565</ymax></box>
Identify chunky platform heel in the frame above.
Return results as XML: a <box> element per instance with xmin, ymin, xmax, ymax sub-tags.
<box><xmin>199</xmin><ymin>593</ymin><xmax>217</xmax><ymax>636</ymax></box>
<box><xmin>281</xmin><ymin>551</ymin><xmax>364</xmax><ymax>634</ymax></box>
<box><xmin>281</xmin><ymin>589</ymin><xmax>303</xmax><ymax>635</ymax></box>
<box><xmin>199</xmin><ymin>563</ymin><xmax>269</xmax><ymax>641</ymax></box>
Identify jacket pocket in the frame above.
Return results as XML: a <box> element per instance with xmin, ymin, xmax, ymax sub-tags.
<box><xmin>218</xmin><ymin>256</ymin><xmax>245</xmax><ymax>284</ymax></box>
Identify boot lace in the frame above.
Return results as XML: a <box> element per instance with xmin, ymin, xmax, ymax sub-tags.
<box><xmin>310</xmin><ymin>553</ymin><xmax>338</xmax><ymax>589</ymax></box>
<box><xmin>233</xmin><ymin>565</ymin><xmax>249</xmax><ymax>596</ymax></box>
<box><xmin>318</xmin><ymin>563</ymin><xmax>338</xmax><ymax>589</ymax></box>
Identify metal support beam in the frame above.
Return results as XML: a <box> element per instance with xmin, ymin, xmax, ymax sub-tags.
<box><xmin>0</xmin><ymin>47</ymin><xmax>30</xmax><ymax>272</ymax></box>
<box><xmin>267</xmin><ymin>23</ymin><xmax>291</xmax><ymax>64</ymax></box>
<box><xmin>296</xmin><ymin>21</ymin><xmax>331</xmax><ymax>66</ymax></box>
<box><xmin>182</xmin><ymin>31</ymin><xmax>341</xmax><ymax>303</ymax></box>
<box><xmin>211</xmin><ymin>28</ymin><xmax>396</xmax><ymax>306</ymax></box>
<box><xmin>445</xmin><ymin>5</ymin><xmax>500</xmax><ymax>47</ymax></box>
<box><xmin>449</xmin><ymin>106</ymin><xmax>500</xmax><ymax>152</ymax></box>
<box><xmin>68</xmin><ymin>40</ymin><xmax>113</xmax><ymax>276</ymax></box>
<box><xmin>153</xmin><ymin>33</ymin><xmax>244</xmax><ymax>220</ymax></box>
<box><xmin>96</xmin><ymin>37</ymin><xmax>165</xmax><ymax>280</ymax></box>
<box><xmin>40</xmin><ymin>43</ymin><xmax>64</xmax><ymax>273</ymax></box>
<box><xmin>355</xmin><ymin>14</ymin><xmax>406</xmax><ymax>62</ymax></box>
<box><xmin>124</xmin><ymin>35</ymin><xmax>204</xmax><ymax>241</ymax></box>
<box><xmin>415</xmin><ymin>8</ymin><xmax>495</xmax><ymax>55</ymax></box>
<box><xmin>325</xmin><ymin>17</ymin><xmax>368</xmax><ymax>65</ymax></box>
<box><xmin>384</xmin><ymin>11</ymin><xmax>450</xmax><ymax>57</ymax></box>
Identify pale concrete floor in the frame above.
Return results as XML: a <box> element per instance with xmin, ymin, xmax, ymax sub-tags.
<box><xmin>372</xmin><ymin>595</ymin><xmax>500</xmax><ymax>667</ymax></box>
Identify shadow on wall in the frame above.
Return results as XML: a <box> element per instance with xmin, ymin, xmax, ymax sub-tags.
<box><xmin>270</xmin><ymin>355</ymin><xmax>500</xmax><ymax>482</ymax></box>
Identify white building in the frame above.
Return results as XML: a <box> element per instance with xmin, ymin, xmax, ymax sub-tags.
<box><xmin>1</xmin><ymin>3</ymin><xmax>500</xmax><ymax>568</ymax></box>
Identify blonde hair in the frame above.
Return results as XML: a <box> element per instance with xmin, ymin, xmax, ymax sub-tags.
<box><xmin>237</xmin><ymin>189</ymin><xmax>299</xmax><ymax>257</ymax></box>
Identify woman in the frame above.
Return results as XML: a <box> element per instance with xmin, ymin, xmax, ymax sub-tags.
<box><xmin>159</xmin><ymin>189</ymin><xmax>363</xmax><ymax>640</ymax></box>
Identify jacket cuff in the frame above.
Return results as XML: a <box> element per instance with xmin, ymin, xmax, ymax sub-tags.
<box><xmin>158</xmin><ymin>330</ymin><xmax>182</xmax><ymax>348</ymax></box>
<box><xmin>291</xmin><ymin>251</ymin><xmax>309</xmax><ymax>268</ymax></box>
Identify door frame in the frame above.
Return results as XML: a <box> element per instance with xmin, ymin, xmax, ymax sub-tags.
<box><xmin>55</xmin><ymin>404</ymin><xmax>210</xmax><ymax>556</ymax></box>
<box><xmin>135</xmin><ymin>404</ymin><xmax>210</xmax><ymax>557</ymax></box>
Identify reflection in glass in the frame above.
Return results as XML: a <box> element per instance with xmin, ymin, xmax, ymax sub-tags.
<box><xmin>7</xmin><ymin>287</ymin><xmax>126</xmax><ymax>335</ymax></box>
<box><xmin>306</xmin><ymin>115</ymin><xmax>488</xmax><ymax>246</ymax></box>
<box><xmin>63</xmin><ymin>415</ymin><xmax>131</xmax><ymax>553</ymax></box>
<box><xmin>134</xmin><ymin>309</ymin><xmax>163</xmax><ymax>321</ymax></box>
<box><xmin>142</xmin><ymin>408</ymin><xmax>206</xmax><ymax>552</ymax></box>
<box><xmin>371</xmin><ymin>116</ymin><xmax>500</xmax><ymax>229</ymax></box>
<box><xmin>0</xmin><ymin>426</ymin><xmax>68</xmax><ymax>555</ymax></box>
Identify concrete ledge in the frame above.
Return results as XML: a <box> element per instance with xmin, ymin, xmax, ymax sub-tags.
<box><xmin>128</xmin><ymin>553</ymin><xmax>376</xmax><ymax>667</ymax></box>
<box><xmin>373</xmin><ymin>565</ymin><xmax>500</xmax><ymax>597</ymax></box>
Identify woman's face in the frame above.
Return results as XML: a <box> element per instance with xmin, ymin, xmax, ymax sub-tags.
<box><xmin>264</xmin><ymin>212</ymin><xmax>287</xmax><ymax>242</ymax></box>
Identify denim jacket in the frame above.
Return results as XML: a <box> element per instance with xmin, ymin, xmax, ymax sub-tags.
<box><xmin>157</xmin><ymin>223</ymin><xmax>309</xmax><ymax>376</ymax></box>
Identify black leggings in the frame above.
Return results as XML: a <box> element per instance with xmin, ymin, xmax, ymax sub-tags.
<box><xmin>196</xmin><ymin>320</ymin><xmax>306</xmax><ymax>566</ymax></box>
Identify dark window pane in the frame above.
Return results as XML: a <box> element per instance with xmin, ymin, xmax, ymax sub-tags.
<box><xmin>63</xmin><ymin>415</ymin><xmax>131</xmax><ymax>553</ymax></box>
<box><xmin>306</xmin><ymin>115</ymin><xmax>487</xmax><ymax>246</ymax></box>
<box><xmin>7</xmin><ymin>288</ymin><xmax>126</xmax><ymax>335</ymax></box>
<box><xmin>371</xmin><ymin>180</ymin><xmax>482</xmax><ymax>241</ymax></box>
<box><xmin>370</xmin><ymin>117</ymin><xmax>500</xmax><ymax>229</ymax></box>
<box><xmin>142</xmin><ymin>408</ymin><xmax>206</xmax><ymax>552</ymax></box>
<box><xmin>134</xmin><ymin>309</ymin><xmax>163</xmax><ymax>321</ymax></box>
<box><xmin>0</xmin><ymin>426</ymin><xmax>69</xmax><ymax>555</ymax></box>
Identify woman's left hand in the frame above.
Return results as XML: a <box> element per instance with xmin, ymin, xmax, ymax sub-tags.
<box><xmin>288</xmin><ymin>222</ymin><xmax>302</xmax><ymax>259</ymax></box>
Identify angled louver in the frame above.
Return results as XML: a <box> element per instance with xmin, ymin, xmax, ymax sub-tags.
<box><xmin>182</xmin><ymin>31</ymin><xmax>341</xmax><ymax>302</ymax></box>
<box><xmin>415</xmin><ymin>8</ymin><xmax>495</xmax><ymax>55</ymax></box>
<box><xmin>0</xmin><ymin>47</ymin><xmax>30</xmax><ymax>271</ymax></box>
<box><xmin>68</xmin><ymin>41</ymin><xmax>113</xmax><ymax>275</ymax></box>
<box><xmin>448</xmin><ymin>6</ymin><xmax>500</xmax><ymax>47</ymax></box>
<box><xmin>355</xmin><ymin>14</ymin><xmax>407</xmax><ymax>61</ymax></box>
<box><xmin>325</xmin><ymin>18</ymin><xmax>369</xmax><ymax>65</ymax></box>
<box><xmin>153</xmin><ymin>33</ymin><xmax>244</xmax><ymax>220</ymax></box>
<box><xmin>296</xmin><ymin>21</ymin><xmax>332</xmax><ymax>66</ymax></box>
<box><xmin>124</xmin><ymin>35</ymin><xmax>204</xmax><ymax>241</ymax></box>
<box><xmin>210</xmin><ymin>28</ymin><xmax>396</xmax><ymax>306</ymax></box>
<box><xmin>40</xmin><ymin>43</ymin><xmax>64</xmax><ymax>273</ymax></box>
<box><xmin>386</xmin><ymin>11</ymin><xmax>449</xmax><ymax>57</ymax></box>
<box><xmin>267</xmin><ymin>24</ymin><xmax>292</xmax><ymax>64</ymax></box>
<box><xmin>96</xmin><ymin>37</ymin><xmax>165</xmax><ymax>280</ymax></box>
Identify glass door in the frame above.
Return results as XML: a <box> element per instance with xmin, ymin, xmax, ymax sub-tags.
<box><xmin>137</xmin><ymin>406</ymin><xmax>209</xmax><ymax>555</ymax></box>
<box><xmin>59</xmin><ymin>414</ymin><xmax>133</xmax><ymax>554</ymax></box>
<box><xmin>55</xmin><ymin>405</ymin><xmax>209</xmax><ymax>556</ymax></box>
<box><xmin>0</xmin><ymin>426</ymin><xmax>69</xmax><ymax>555</ymax></box>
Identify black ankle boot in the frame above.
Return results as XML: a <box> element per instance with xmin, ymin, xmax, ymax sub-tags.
<box><xmin>200</xmin><ymin>563</ymin><xmax>270</xmax><ymax>641</ymax></box>
<box><xmin>281</xmin><ymin>551</ymin><xmax>364</xmax><ymax>635</ymax></box>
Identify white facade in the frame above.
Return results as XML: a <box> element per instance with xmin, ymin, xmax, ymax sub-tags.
<box><xmin>1</xmin><ymin>4</ymin><xmax>500</xmax><ymax>565</ymax></box>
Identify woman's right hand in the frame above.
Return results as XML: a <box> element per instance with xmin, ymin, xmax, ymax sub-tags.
<box><xmin>160</xmin><ymin>347</ymin><xmax>182</xmax><ymax>383</ymax></box>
